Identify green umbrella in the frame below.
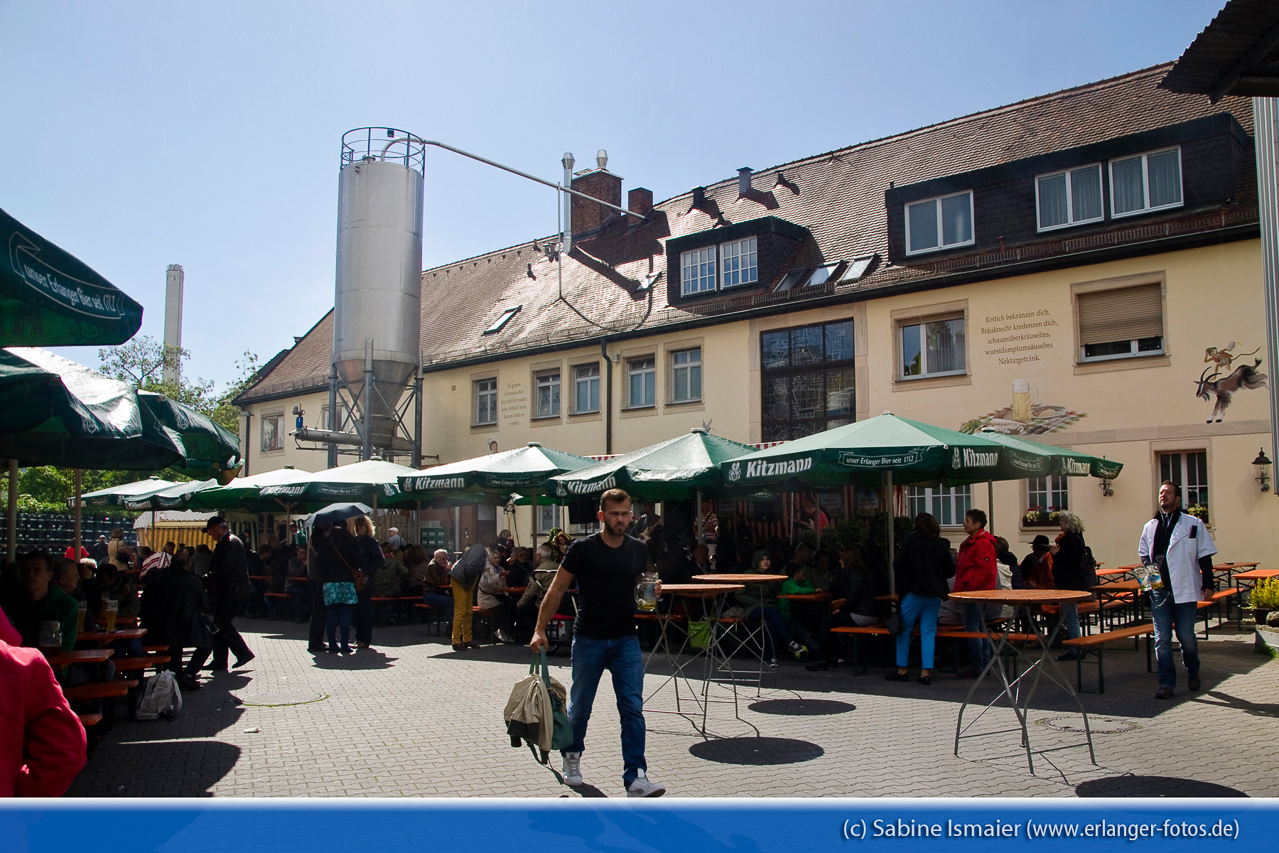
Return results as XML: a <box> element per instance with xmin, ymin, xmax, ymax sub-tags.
<box><xmin>184</xmin><ymin>466</ymin><xmax>313</xmax><ymax>512</ymax></box>
<box><xmin>1</xmin><ymin>207</ymin><xmax>144</xmax><ymax>346</ymax></box>
<box><xmin>74</xmin><ymin>476</ymin><xmax>182</xmax><ymax>509</ymax></box>
<box><xmin>258</xmin><ymin>459</ymin><xmax>420</xmax><ymax>509</ymax></box>
<box><xmin>0</xmin><ymin>347</ymin><xmax>241</xmax><ymax>474</ymax></box>
<box><xmin>398</xmin><ymin>442</ymin><xmax>593</xmax><ymax>498</ymax></box>
<box><xmin>549</xmin><ymin>428</ymin><xmax>763</xmax><ymax>502</ymax></box>
<box><xmin>718</xmin><ymin>412</ymin><xmax>1015</xmax><ymax>490</ymax></box>
<box><xmin>120</xmin><ymin>478</ymin><xmax>221</xmax><ymax>511</ymax></box>
<box><xmin>972</xmin><ymin>430</ymin><xmax>1123</xmax><ymax>481</ymax></box>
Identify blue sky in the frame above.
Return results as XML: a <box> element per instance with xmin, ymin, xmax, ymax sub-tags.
<box><xmin>0</xmin><ymin>0</ymin><xmax>1227</xmax><ymax>390</ymax></box>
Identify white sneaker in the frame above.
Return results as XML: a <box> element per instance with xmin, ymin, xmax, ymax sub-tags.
<box><xmin>626</xmin><ymin>771</ymin><xmax>666</xmax><ymax>798</ymax></box>
<box><xmin>561</xmin><ymin>752</ymin><xmax>583</xmax><ymax>786</ymax></box>
<box><xmin>495</xmin><ymin>629</ymin><xmax>513</xmax><ymax>644</ymax></box>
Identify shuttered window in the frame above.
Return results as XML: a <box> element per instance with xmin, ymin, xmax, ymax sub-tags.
<box><xmin>1077</xmin><ymin>283</ymin><xmax>1164</xmax><ymax>361</ymax></box>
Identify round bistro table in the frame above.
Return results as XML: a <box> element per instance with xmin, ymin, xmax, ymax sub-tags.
<box><xmin>947</xmin><ymin>589</ymin><xmax>1096</xmax><ymax>774</ymax></box>
<box><xmin>693</xmin><ymin>574</ymin><xmax>789</xmax><ymax>693</ymax></box>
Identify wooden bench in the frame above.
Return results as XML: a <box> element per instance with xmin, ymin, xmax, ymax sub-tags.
<box><xmin>1061</xmin><ymin>623</ymin><xmax>1153</xmax><ymax>693</ymax></box>
<box><xmin>828</xmin><ymin>624</ymin><xmax>1033</xmax><ymax>674</ymax></box>
<box><xmin>371</xmin><ymin>595</ymin><xmax>421</xmax><ymax>626</ymax></box>
<box><xmin>263</xmin><ymin>591</ymin><xmax>295</xmax><ymax>620</ymax></box>
<box><xmin>113</xmin><ymin>655</ymin><xmax>171</xmax><ymax>675</ymax></box>
<box><xmin>414</xmin><ymin>601</ymin><xmax>449</xmax><ymax>636</ymax></box>
<box><xmin>65</xmin><ymin>679</ymin><xmax>140</xmax><ymax>732</ymax></box>
<box><xmin>1197</xmin><ymin>588</ymin><xmax>1238</xmax><ymax>638</ymax></box>
<box><xmin>77</xmin><ymin>712</ymin><xmax>104</xmax><ymax>755</ymax></box>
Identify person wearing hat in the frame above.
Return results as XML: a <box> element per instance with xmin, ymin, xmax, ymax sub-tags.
<box><xmin>1020</xmin><ymin>535</ymin><xmax>1056</xmax><ymax>590</ymax></box>
<box><xmin>387</xmin><ymin>527</ymin><xmax>406</xmax><ymax>551</ymax></box>
<box><xmin>204</xmin><ymin>516</ymin><xmax>255</xmax><ymax>671</ymax></box>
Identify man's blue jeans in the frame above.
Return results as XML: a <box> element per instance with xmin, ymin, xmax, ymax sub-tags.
<box><xmin>745</xmin><ymin>605</ymin><xmax>794</xmax><ymax>660</ymax></box>
<box><xmin>422</xmin><ymin>592</ymin><xmax>454</xmax><ymax>625</ymax></box>
<box><xmin>564</xmin><ymin>633</ymin><xmax>647</xmax><ymax>787</ymax></box>
<box><xmin>1151</xmin><ymin>588</ymin><xmax>1200</xmax><ymax>688</ymax></box>
<box><xmin>963</xmin><ymin>602</ymin><xmax>991</xmax><ymax>670</ymax></box>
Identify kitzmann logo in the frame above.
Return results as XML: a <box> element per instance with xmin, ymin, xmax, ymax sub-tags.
<box><xmin>745</xmin><ymin>457</ymin><xmax>813</xmax><ymax>479</ymax></box>
<box><xmin>955</xmin><ymin>448</ymin><xmax>999</xmax><ymax>469</ymax></box>
<box><xmin>1063</xmin><ymin>458</ymin><xmax>1091</xmax><ymax>476</ymax></box>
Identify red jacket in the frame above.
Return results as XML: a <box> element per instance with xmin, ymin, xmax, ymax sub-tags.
<box><xmin>1</xmin><ymin>640</ymin><xmax>86</xmax><ymax>797</ymax></box>
<box><xmin>954</xmin><ymin>529</ymin><xmax>998</xmax><ymax>592</ymax></box>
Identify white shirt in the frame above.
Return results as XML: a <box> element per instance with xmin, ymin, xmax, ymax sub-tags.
<box><xmin>1138</xmin><ymin>511</ymin><xmax>1216</xmax><ymax>604</ymax></box>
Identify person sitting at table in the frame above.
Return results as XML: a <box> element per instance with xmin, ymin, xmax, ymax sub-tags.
<box><xmin>546</xmin><ymin>528</ymin><xmax>572</xmax><ymax>563</ymax></box>
<box><xmin>738</xmin><ymin>550</ymin><xmax>807</xmax><ymax>665</ymax></box>
<box><xmin>139</xmin><ymin>544</ymin><xmax>173</xmax><ymax>580</ymax></box>
<box><xmin>140</xmin><ymin>550</ymin><xmax>213</xmax><ymax>691</ymax></box>
<box><xmin>0</xmin><ymin>551</ymin><xmax>79</xmax><ymax>653</ymax></box>
<box><xmin>191</xmin><ymin>543</ymin><xmax>213</xmax><ymax>578</ymax></box>
<box><xmin>778</xmin><ymin>561</ymin><xmax>822</xmax><ymax>656</ymax></box>
<box><xmin>75</xmin><ymin>559</ymin><xmax>102</xmax><ymax>629</ymax></box>
<box><xmin>0</xmin><ymin>614</ymin><xmax>87</xmax><ymax>797</ymax></box>
<box><xmin>806</xmin><ymin>545</ymin><xmax>885</xmax><ymax>671</ymax></box>
<box><xmin>421</xmin><ymin>549</ymin><xmax>455</xmax><ymax>630</ymax></box>
<box><xmin>105</xmin><ymin>528</ymin><xmax>125</xmax><ymax>565</ymax></box>
<box><xmin>1020</xmin><ymin>535</ymin><xmax>1055</xmax><ymax>590</ymax></box>
<box><xmin>513</xmin><ymin>544</ymin><xmax>559</xmax><ymax>643</ymax></box>
<box><xmin>375</xmin><ymin>541</ymin><xmax>410</xmax><ymax>597</ymax></box>
<box><xmin>285</xmin><ymin>545</ymin><xmax>310</xmax><ymax>623</ymax></box>
<box><xmin>994</xmin><ymin>537</ymin><xmax>1024</xmax><ymax>590</ymax></box>
<box><xmin>506</xmin><ymin>547</ymin><xmax>531</xmax><ymax>589</ymax></box>
<box><xmin>95</xmin><ymin>563</ymin><xmax>145</xmax><ymax>658</ymax></box>
<box><xmin>478</xmin><ymin>547</ymin><xmax>515</xmax><ymax>643</ymax></box>
<box><xmin>402</xmin><ymin>544</ymin><xmax>429</xmax><ymax>598</ymax></box>
<box><xmin>882</xmin><ymin>513</ymin><xmax>954</xmax><ymax>686</ymax></box>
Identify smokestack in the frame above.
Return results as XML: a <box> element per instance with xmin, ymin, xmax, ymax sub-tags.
<box><xmin>737</xmin><ymin>167</ymin><xmax>753</xmax><ymax>196</ymax></box>
<box><xmin>163</xmin><ymin>264</ymin><xmax>184</xmax><ymax>386</ymax></box>
<box><xmin>628</xmin><ymin>187</ymin><xmax>653</xmax><ymax>216</ymax></box>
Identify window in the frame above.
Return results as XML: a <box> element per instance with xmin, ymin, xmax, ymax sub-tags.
<box><xmin>1077</xmin><ymin>283</ymin><xmax>1163</xmax><ymax>362</ymax></box>
<box><xmin>1026</xmin><ymin>475</ymin><xmax>1068</xmax><ymax>513</ymax></box>
<box><xmin>760</xmin><ymin>319</ymin><xmax>855</xmax><ymax>441</ymax></box>
<box><xmin>905</xmin><ymin>191</ymin><xmax>973</xmax><ymax>255</ymax></box>
<box><xmin>907</xmin><ymin>484</ymin><xmax>971</xmax><ymax>527</ymax></box>
<box><xmin>670</xmin><ymin>349</ymin><xmax>702</xmax><ymax>403</ymax></box>
<box><xmin>484</xmin><ymin>305</ymin><xmax>521</xmax><ymax>334</ymax></box>
<box><xmin>536</xmin><ymin>504</ymin><xmax>560</xmax><ymax>535</ymax></box>
<box><xmin>1160</xmin><ymin>451</ymin><xmax>1209</xmax><ymax>510</ymax></box>
<box><xmin>320</xmin><ymin>402</ymin><xmax>350</xmax><ymax>430</ymax></box>
<box><xmin>627</xmin><ymin>357</ymin><xmax>655</xmax><ymax>408</ymax></box>
<box><xmin>681</xmin><ymin>247</ymin><xmax>716</xmax><ymax>295</ymax></box>
<box><xmin>260</xmin><ymin>414</ymin><xmax>284</xmax><ymax>453</ymax></box>
<box><xmin>474</xmin><ymin>378</ymin><xmax>497</xmax><ymax>425</ymax></box>
<box><xmin>534</xmin><ymin>372</ymin><xmax>560</xmax><ymax>419</ymax></box>
<box><xmin>1110</xmin><ymin>147</ymin><xmax>1182</xmax><ymax>217</ymax></box>
<box><xmin>900</xmin><ymin>316</ymin><xmax>965</xmax><ymax>379</ymax></box>
<box><xmin>681</xmin><ymin>236</ymin><xmax>759</xmax><ymax>296</ymax></box>
<box><xmin>1036</xmin><ymin>164</ymin><xmax>1103</xmax><ymax>231</ymax></box>
<box><xmin>720</xmin><ymin>237</ymin><xmax>758</xmax><ymax>288</ymax></box>
<box><xmin>573</xmin><ymin>363</ymin><xmax>600</xmax><ymax>414</ymax></box>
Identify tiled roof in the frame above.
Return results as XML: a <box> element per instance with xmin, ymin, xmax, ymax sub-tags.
<box><xmin>239</xmin><ymin>64</ymin><xmax>1255</xmax><ymax>403</ymax></box>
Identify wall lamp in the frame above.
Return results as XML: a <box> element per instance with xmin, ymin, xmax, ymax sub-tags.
<box><xmin>1254</xmin><ymin>448</ymin><xmax>1272</xmax><ymax>493</ymax></box>
<box><xmin>1098</xmin><ymin>478</ymin><xmax>1114</xmax><ymax>498</ymax></box>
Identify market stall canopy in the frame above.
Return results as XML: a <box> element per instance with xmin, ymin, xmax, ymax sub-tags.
<box><xmin>549</xmin><ymin>428</ymin><xmax>763</xmax><ymax>501</ymax></box>
<box><xmin>718</xmin><ymin>412</ymin><xmax>1020</xmax><ymax>489</ymax></box>
<box><xmin>970</xmin><ymin>430</ymin><xmax>1123</xmax><ymax>481</ymax></box>
<box><xmin>1</xmin><ymin>207</ymin><xmax>144</xmax><ymax>346</ymax></box>
<box><xmin>0</xmin><ymin>347</ymin><xmax>241</xmax><ymax>474</ymax></box>
<box><xmin>121</xmin><ymin>478</ymin><xmax>220</xmax><ymax>511</ymax></box>
<box><xmin>257</xmin><ymin>459</ymin><xmax>419</xmax><ymax>508</ymax></box>
<box><xmin>73</xmin><ymin>476</ymin><xmax>182</xmax><ymax>509</ymax></box>
<box><xmin>399</xmin><ymin>442</ymin><xmax>593</xmax><ymax>497</ymax></box>
<box><xmin>184</xmin><ymin>466</ymin><xmax>313</xmax><ymax>512</ymax></box>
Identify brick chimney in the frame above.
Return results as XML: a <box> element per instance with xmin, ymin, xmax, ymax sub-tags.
<box><xmin>628</xmin><ymin>187</ymin><xmax>653</xmax><ymax>216</ymax></box>
<box><xmin>571</xmin><ymin>168</ymin><xmax>623</xmax><ymax>234</ymax></box>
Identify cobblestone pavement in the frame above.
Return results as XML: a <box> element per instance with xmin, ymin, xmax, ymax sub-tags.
<box><xmin>67</xmin><ymin>617</ymin><xmax>1279</xmax><ymax>798</ymax></box>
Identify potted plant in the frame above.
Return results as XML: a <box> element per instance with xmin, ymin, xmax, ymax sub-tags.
<box><xmin>1186</xmin><ymin>504</ymin><xmax>1210</xmax><ymax>526</ymax></box>
<box><xmin>1249</xmin><ymin>577</ymin><xmax>1279</xmax><ymax>626</ymax></box>
<box><xmin>1022</xmin><ymin>506</ymin><xmax>1048</xmax><ymax>526</ymax></box>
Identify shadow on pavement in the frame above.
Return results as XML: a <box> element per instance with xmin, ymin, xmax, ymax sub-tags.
<box><xmin>689</xmin><ymin>736</ymin><xmax>823</xmax><ymax>765</ymax></box>
<box><xmin>309</xmin><ymin>648</ymin><xmax>396</xmax><ymax>670</ymax></box>
<box><xmin>1191</xmin><ymin>689</ymin><xmax>1279</xmax><ymax>718</ymax></box>
<box><xmin>747</xmin><ymin>698</ymin><xmax>856</xmax><ymax>716</ymax></box>
<box><xmin>1076</xmin><ymin>775</ymin><xmax>1248</xmax><ymax>797</ymax></box>
<box><xmin>68</xmin><ymin>740</ymin><xmax>241</xmax><ymax>797</ymax></box>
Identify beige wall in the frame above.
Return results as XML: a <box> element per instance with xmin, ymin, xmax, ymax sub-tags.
<box><xmin>241</xmin><ymin>239</ymin><xmax>1275</xmax><ymax>565</ymax></box>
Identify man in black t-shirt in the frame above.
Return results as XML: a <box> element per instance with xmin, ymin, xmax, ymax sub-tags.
<box><xmin>530</xmin><ymin>488</ymin><xmax>665</xmax><ymax>798</ymax></box>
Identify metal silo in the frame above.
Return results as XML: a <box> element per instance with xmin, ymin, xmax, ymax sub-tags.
<box><xmin>332</xmin><ymin>127</ymin><xmax>424</xmax><ymax>457</ymax></box>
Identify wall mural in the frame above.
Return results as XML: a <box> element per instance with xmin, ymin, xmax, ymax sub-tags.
<box><xmin>1195</xmin><ymin>342</ymin><xmax>1267</xmax><ymax>423</ymax></box>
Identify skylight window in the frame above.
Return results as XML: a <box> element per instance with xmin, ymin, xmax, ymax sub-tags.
<box><xmin>775</xmin><ymin>269</ymin><xmax>808</xmax><ymax>292</ymax></box>
<box><xmin>803</xmin><ymin>263</ymin><xmax>845</xmax><ymax>288</ymax></box>
<box><xmin>483</xmin><ymin>306</ymin><xmax>521</xmax><ymax>334</ymax></box>
<box><xmin>841</xmin><ymin>254</ymin><xmax>879</xmax><ymax>282</ymax></box>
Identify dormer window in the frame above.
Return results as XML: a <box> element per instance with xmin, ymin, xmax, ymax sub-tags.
<box><xmin>668</xmin><ymin>216</ymin><xmax>808</xmax><ymax>301</ymax></box>
<box><xmin>1036</xmin><ymin>164</ymin><xmax>1103</xmax><ymax>231</ymax></box>
<box><xmin>680</xmin><ymin>236</ymin><xmax>758</xmax><ymax>296</ymax></box>
<box><xmin>905</xmin><ymin>191</ymin><xmax>973</xmax><ymax>255</ymax></box>
<box><xmin>1110</xmin><ymin>147</ymin><xmax>1182</xmax><ymax>218</ymax></box>
<box><xmin>680</xmin><ymin>247</ymin><xmax>717</xmax><ymax>295</ymax></box>
<box><xmin>720</xmin><ymin>237</ymin><xmax>758</xmax><ymax>288</ymax></box>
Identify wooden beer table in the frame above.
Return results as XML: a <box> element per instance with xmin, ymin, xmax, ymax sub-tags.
<box><xmin>948</xmin><ymin>589</ymin><xmax>1097</xmax><ymax>774</ymax></box>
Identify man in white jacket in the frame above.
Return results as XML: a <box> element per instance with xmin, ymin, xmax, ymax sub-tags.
<box><xmin>1138</xmin><ymin>480</ymin><xmax>1217</xmax><ymax>700</ymax></box>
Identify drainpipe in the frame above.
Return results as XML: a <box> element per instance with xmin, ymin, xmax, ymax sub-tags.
<box><xmin>601</xmin><ymin>339</ymin><xmax>613</xmax><ymax>455</ymax></box>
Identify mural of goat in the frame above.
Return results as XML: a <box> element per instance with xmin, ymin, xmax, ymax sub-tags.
<box><xmin>1195</xmin><ymin>358</ymin><xmax>1267</xmax><ymax>423</ymax></box>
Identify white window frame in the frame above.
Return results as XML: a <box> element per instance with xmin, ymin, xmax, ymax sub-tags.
<box><xmin>1159</xmin><ymin>450</ymin><xmax>1209</xmax><ymax>509</ymax></box>
<box><xmin>1109</xmin><ymin>146</ymin><xmax>1183</xmax><ymax>219</ymax></box>
<box><xmin>680</xmin><ymin>246</ymin><xmax>717</xmax><ymax>296</ymax></box>
<box><xmin>534</xmin><ymin>371</ymin><xmax>560</xmax><ymax>419</ymax></box>
<box><xmin>720</xmin><ymin>236</ymin><xmax>758</xmax><ymax>288</ymax></box>
<box><xmin>898</xmin><ymin>314</ymin><xmax>966</xmax><ymax>380</ymax></box>
<box><xmin>535</xmin><ymin>504</ymin><xmax>561</xmax><ymax>535</ymax></box>
<box><xmin>907</xmin><ymin>484</ymin><xmax>971</xmax><ymax>528</ymax></box>
<box><xmin>1035</xmin><ymin>163</ymin><xmax>1104</xmax><ymax>232</ymax></box>
<box><xmin>626</xmin><ymin>356</ymin><xmax>656</xmax><ymax>409</ymax></box>
<box><xmin>260</xmin><ymin>414</ymin><xmax>284</xmax><ymax>453</ymax></box>
<box><xmin>904</xmin><ymin>191</ymin><xmax>974</xmax><ymax>256</ymax></box>
<box><xmin>670</xmin><ymin>348</ymin><xmax>702</xmax><ymax>404</ymax></box>
<box><xmin>1075</xmin><ymin>282</ymin><xmax>1165</xmax><ymax>364</ymax></box>
<box><xmin>1026</xmin><ymin>475</ymin><xmax>1068</xmax><ymax>512</ymax></box>
<box><xmin>572</xmin><ymin>363</ymin><xmax>600</xmax><ymax>414</ymax></box>
<box><xmin>473</xmin><ymin>378</ymin><xmax>497</xmax><ymax>426</ymax></box>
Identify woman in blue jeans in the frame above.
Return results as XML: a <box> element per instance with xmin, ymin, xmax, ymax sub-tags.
<box><xmin>737</xmin><ymin>550</ymin><xmax>805</xmax><ymax>665</ymax></box>
<box><xmin>886</xmin><ymin>513</ymin><xmax>954</xmax><ymax>686</ymax></box>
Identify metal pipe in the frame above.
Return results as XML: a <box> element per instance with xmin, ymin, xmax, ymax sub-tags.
<box><xmin>1255</xmin><ymin>96</ymin><xmax>1279</xmax><ymax>495</ymax></box>
<box><xmin>600</xmin><ymin>339</ymin><xmax>613</xmax><ymax>455</ymax></box>
<box><xmin>362</xmin><ymin>340</ymin><xmax>374</xmax><ymax>462</ymax></box>
<box><xmin>562</xmin><ymin>152</ymin><xmax>575</xmax><ymax>257</ymax></box>
<box><xmin>413</xmin><ymin>361</ymin><xmax>424</xmax><ymax>469</ymax></box>
<box><xmin>73</xmin><ymin>469</ymin><xmax>82</xmax><ymax>553</ymax></box>
<box><xmin>886</xmin><ymin>470</ymin><xmax>895</xmax><ymax>596</ymax></box>
<box><xmin>7</xmin><ymin>459</ymin><xmax>17</xmax><ymax>563</ymax></box>
<box><xmin>327</xmin><ymin>364</ymin><xmax>339</xmax><ymax>469</ymax></box>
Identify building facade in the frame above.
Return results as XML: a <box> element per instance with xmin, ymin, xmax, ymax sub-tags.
<box><xmin>236</xmin><ymin>65</ymin><xmax>1273</xmax><ymax>565</ymax></box>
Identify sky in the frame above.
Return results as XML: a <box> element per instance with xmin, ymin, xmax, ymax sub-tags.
<box><xmin>0</xmin><ymin>0</ymin><xmax>1228</xmax><ymax>392</ymax></box>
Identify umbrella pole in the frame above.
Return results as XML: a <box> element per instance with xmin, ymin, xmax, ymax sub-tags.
<box><xmin>696</xmin><ymin>488</ymin><xmax>704</xmax><ymax>544</ymax></box>
<box><xmin>6</xmin><ymin>459</ymin><xmax>17</xmax><ymax>563</ymax></box>
<box><xmin>886</xmin><ymin>471</ymin><xmax>895</xmax><ymax>596</ymax></box>
<box><xmin>987</xmin><ymin>481</ymin><xmax>994</xmax><ymax>534</ymax></box>
<box><xmin>73</xmin><ymin>469</ymin><xmax>83</xmax><ymax>554</ymax></box>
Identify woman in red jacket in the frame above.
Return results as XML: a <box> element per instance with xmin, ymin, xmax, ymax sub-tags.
<box><xmin>954</xmin><ymin>508</ymin><xmax>998</xmax><ymax>678</ymax></box>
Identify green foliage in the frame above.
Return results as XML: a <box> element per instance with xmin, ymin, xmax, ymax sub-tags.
<box><xmin>14</xmin><ymin>466</ymin><xmax>140</xmax><ymax>513</ymax></box>
<box><xmin>1249</xmin><ymin>577</ymin><xmax>1279</xmax><ymax>610</ymax></box>
<box><xmin>862</xmin><ymin>510</ymin><xmax>913</xmax><ymax>561</ymax></box>
<box><xmin>820</xmin><ymin>517</ymin><xmax>868</xmax><ymax>553</ymax></box>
